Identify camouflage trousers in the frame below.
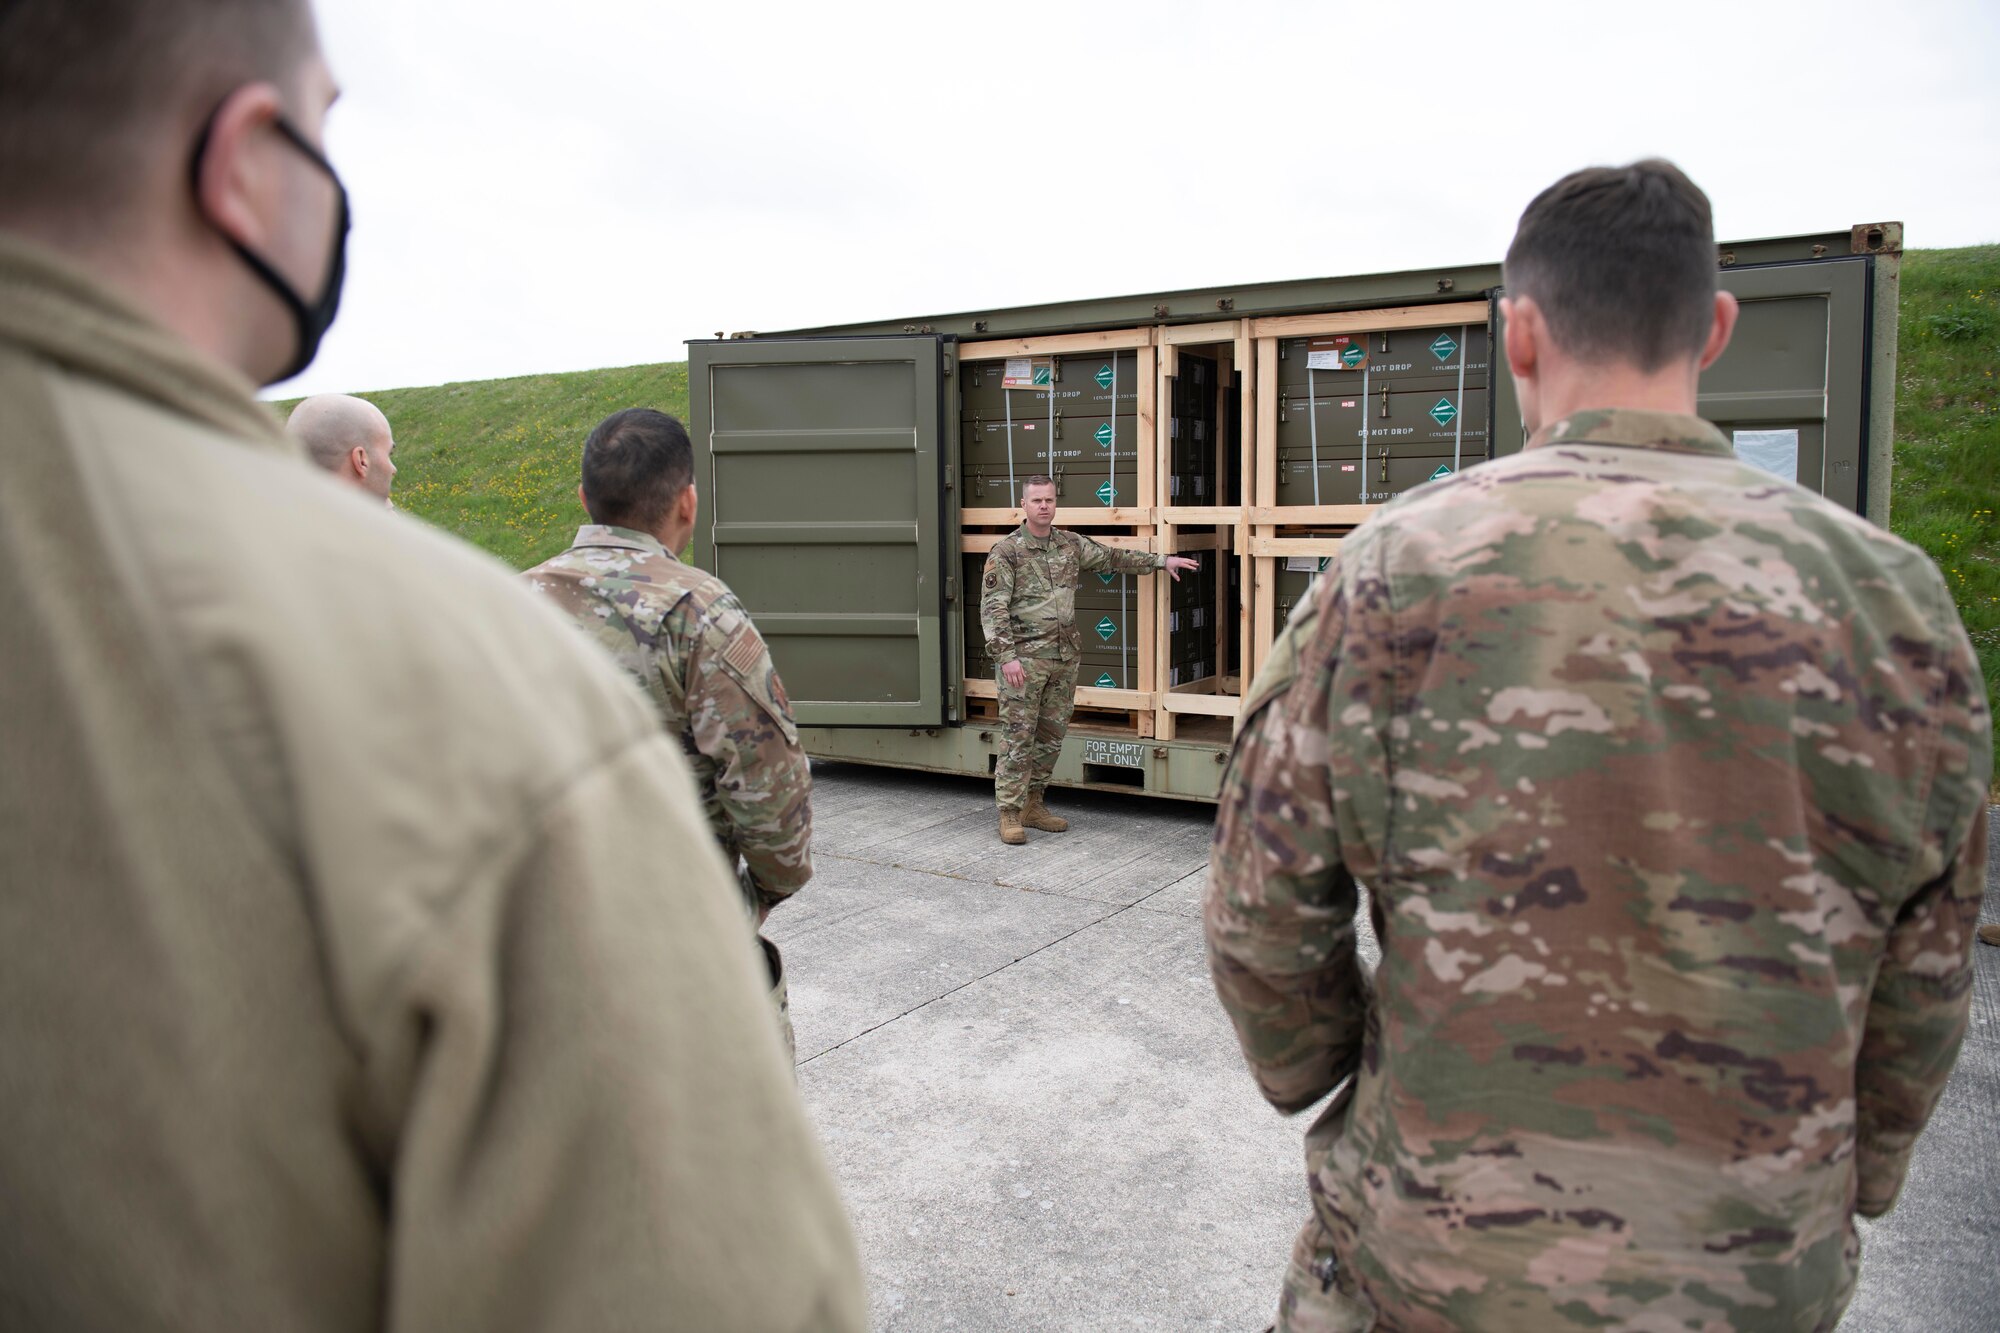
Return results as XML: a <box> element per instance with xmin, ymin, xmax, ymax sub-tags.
<box><xmin>994</xmin><ymin>656</ymin><xmax>1077</xmax><ymax>809</ymax></box>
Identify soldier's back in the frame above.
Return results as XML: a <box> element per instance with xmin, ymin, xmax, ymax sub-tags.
<box><xmin>1303</xmin><ymin>412</ymin><xmax>1988</xmax><ymax>1329</ymax></box>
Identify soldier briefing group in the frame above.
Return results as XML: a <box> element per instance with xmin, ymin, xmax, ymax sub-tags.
<box><xmin>0</xmin><ymin>2</ymin><xmax>1989</xmax><ymax>1332</ymax></box>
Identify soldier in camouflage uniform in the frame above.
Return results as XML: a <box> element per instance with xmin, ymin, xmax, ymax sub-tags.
<box><xmin>1208</xmin><ymin>161</ymin><xmax>1991</xmax><ymax>1332</ymax></box>
<box><xmin>981</xmin><ymin>474</ymin><xmax>1199</xmax><ymax>843</ymax></box>
<box><xmin>525</xmin><ymin>409</ymin><xmax>812</xmax><ymax>1057</ymax></box>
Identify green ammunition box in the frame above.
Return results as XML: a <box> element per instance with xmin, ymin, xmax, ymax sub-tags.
<box><xmin>961</xmin><ymin>412</ymin><xmax>1143</xmax><ymax>472</ymax></box>
<box><xmin>1275</xmin><ymin>324</ymin><xmax>1489</xmax><ymax>398</ymax></box>
<box><xmin>961</xmin><ymin>351</ymin><xmax>1141</xmax><ymax>421</ymax></box>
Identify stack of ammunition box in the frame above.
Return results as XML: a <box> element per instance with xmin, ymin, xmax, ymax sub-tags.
<box><xmin>960</xmin><ymin>351</ymin><xmax>1142</xmax><ymax>511</ymax></box>
<box><xmin>1273</xmin><ymin>325</ymin><xmax>1487</xmax><ymax>507</ymax></box>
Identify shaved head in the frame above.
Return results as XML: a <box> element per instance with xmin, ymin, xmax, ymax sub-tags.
<box><xmin>287</xmin><ymin>394</ymin><xmax>397</xmax><ymax>500</ymax></box>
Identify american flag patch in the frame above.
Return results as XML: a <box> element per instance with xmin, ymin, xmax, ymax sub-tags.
<box><xmin>723</xmin><ymin>625</ymin><xmax>764</xmax><ymax>677</ymax></box>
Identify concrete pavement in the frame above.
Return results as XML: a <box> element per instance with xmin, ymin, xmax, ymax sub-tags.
<box><xmin>770</xmin><ymin>762</ymin><xmax>2000</xmax><ymax>1331</ymax></box>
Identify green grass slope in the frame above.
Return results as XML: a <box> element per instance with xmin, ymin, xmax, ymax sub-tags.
<box><xmin>1889</xmin><ymin>246</ymin><xmax>1999</xmax><ymax>738</ymax></box>
<box><xmin>284</xmin><ymin>248</ymin><xmax>1999</xmax><ymax>736</ymax></box>
<box><xmin>300</xmin><ymin>360</ymin><xmax>689</xmax><ymax>570</ymax></box>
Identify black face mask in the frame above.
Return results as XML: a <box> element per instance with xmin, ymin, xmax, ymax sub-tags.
<box><xmin>190</xmin><ymin>108</ymin><xmax>351</xmax><ymax>384</ymax></box>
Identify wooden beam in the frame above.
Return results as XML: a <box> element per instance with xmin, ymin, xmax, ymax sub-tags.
<box><xmin>962</xmin><ymin>677</ymin><xmax>1154</xmax><ymax>711</ymax></box>
<box><xmin>1160</xmin><ymin>320</ymin><xmax>1241</xmax><ymax>346</ymax></box>
<box><xmin>1246</xmin><ymin>504</ymin><xmax>1377</xmax><ymax>526</ymax></box>
<box><xmin>958</xmin><ymin>327</ymin><xmax>1156</xmax><ymax>361</ymax></box>
<box><xmin>1248</xmin><ymin>300</ymin><xmax>1489</xmax><ymax>341</ymax></box>
<box><xmin>959</xmin><ymin>507</ymin><xmax>1154</xmax><ymax>528</ymax></box>
<box><xmin>1158</xmin><ymin>506</ymin><xmax>1244</xmax><ymax>525</ymax></box>
<box><xmin>1162</xmin><ymin>692</ymin><xmax>1243</xmax><ymax>717</ymax></box>
<box><xmin>1254</xmin><ymin>339</ymin><xmax>1279</xmax><ymax>509</ymax></box>
<box><xmin>1252</xmin><ymin>535</ymin><xmax>1347</xmax><ymax>558</ymax></box>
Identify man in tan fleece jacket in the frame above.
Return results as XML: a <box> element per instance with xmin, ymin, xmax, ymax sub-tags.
<box><xmin>0</xmin><ymin>2</ymin><xmax>865</xmax><ymax>1329</ymax></box>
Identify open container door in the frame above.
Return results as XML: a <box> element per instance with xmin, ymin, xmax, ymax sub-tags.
<box><xmin>690</xmin><ymin>335</ymin><xmax>953</xmax><ymax>726</ymax></box>
<box><xmin>1488</xmin><ymin>255</ymin><xmax>1873</xmax><ymax>515</ymax></box>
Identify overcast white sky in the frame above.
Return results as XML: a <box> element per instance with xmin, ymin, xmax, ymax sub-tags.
<box><xmin>280</xmin><ymin>0</ymin><xmax>2000</xmax><ymax>398</ymax></box>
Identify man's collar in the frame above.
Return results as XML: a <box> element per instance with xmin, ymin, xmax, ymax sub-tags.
<box><xmin>1527</xmin><ymin>407</ymin><xmax>1734</xmax><ymax>458</ymax></box>
<box><xmin>1018</xmin><ymin>523</ymin><xmax>1060</xmax><ymax>548</ymax></box>
<box><xmin>571</xmin><ymin>524</ymin><xmax>672</xmax><ymax>557</ymax></box>
<box><xmin>0</xmin><ymin>231</ymin><xmax>289</xmax><ymax>453</ymax></box>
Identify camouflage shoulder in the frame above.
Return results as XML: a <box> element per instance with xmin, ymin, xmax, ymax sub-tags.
<box><xmin>689</xmin><ymin>587</ymin><xmax>798</xmax><ymax>742</ymax></box>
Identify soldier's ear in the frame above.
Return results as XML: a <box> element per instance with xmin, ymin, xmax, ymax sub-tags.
<box><xmin>678</xmin><ymin>484</ymin><xmax>698</xmax><ymax>528</ymax></box>
<box><xmin>1697</xmin><ymin>291</ymin><xmax>1740</xmax><ymax>372</ymax></box>
<box><xmin>1501</xmin><ymin>295</ymin><xmax>1539</xmax><ymax>383</ymax></box>
<box><xmin>577</xmin><ymin>482</ymin><xmax>589</xmax><ymax>515</ymax></box>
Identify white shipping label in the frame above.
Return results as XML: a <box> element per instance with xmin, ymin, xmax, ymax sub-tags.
<box><xmin>1002</xmin><ymin>357</ymin><xmax>1053</xmax><ymax>390</ymax></box>
<box><xmin>1285</xmin><ymin>556</ymin><xmax>1319</xmax><ymax>572</ymax></box>
<box><xmin>1307</xmin><ymin>334</ymin><xmax>1367</xmax><ymax>371</ymax></box>
<box><xmin>1733</xmin><ymin>428</ymin><xmax>1799</xmax><ymax>480</ymax></box>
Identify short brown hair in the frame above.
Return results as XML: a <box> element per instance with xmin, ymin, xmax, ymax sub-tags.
<box><xmin>581</xmin><ymin>409</ymin><xmax>693</xmax><ymax>532</ymax></box>
<box><xmin>1021</xmin><ymin>474</ymin><xmax>1056</xmax><ymax>493</ymax></box>
<box><xmin>0</xmin><ymin>0</ymin><xmax>315</xmax><ymax>224</ymax></box>
<box><xmin>1503</xmin><ymin>159</ymin><xmax>1717</xmax><ymax>371</ymax></box>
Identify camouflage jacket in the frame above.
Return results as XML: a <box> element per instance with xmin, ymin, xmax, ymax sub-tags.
<box><xmin>525</xmin><ymin>526</ymin><xmax>812</xmax><ymax>910</ymax></box>
<box><xmin>1208</xmin><ymin>408</ymin><xmax>1991</xmax><ymax>1331</ymax></box>
<box><xmin>980</xmin><ymin>525</ymin><xmax>1164</xmax><ymax>663</ymax></box>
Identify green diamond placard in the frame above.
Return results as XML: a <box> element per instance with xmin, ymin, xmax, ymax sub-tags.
<box><xmin>1094</xmin><ymin>422</ymin><xmax>1114</xmax><ymax>447</ymax></box>
<box><xmin>1428</xmin><ymin>463</ymin><xmax>1453</xmax><ymax>480</ymax></box>
<box><xmin>1095</xmin><ymin>672</ymin><xmax>1117</xmax><ymax>688</ymax></box>
<box><xmin>1097</xmin><ymin>572</ymin><xmax>1117</xmax><ymax>585</ymax></box>
<box><xmin>1429</xmin><ymin>397</ymin><xmax>1458</xmax><ymax>426</ymax></box>
<box><xmin>1032</xmin><ymin>364</ymin><xmax>1052</xmax><ymax>386</ymax></box>
<box><xmin>1429</xmin><ymin>332</ymin><xmax>1459</xmax><ymax>362</ymax></box>
<box><xmin>1341</xmin><ymin>344</ymin><xmax>1366</xmax><ymax>368</ymax></box>
<box><xmin>1095</xmin><ymin>480</ymin><xmax>1117</xmax><ymax>505</ymax></box>
<box><xmin>1095</xmin><ymin>616</ymin><xmax>1117</xmax><ymax>641</ymax></box>
<box><xmin>1094</xmin><ymin>364</ymin><xmax>1114</xmax><ymax>390</ymax></box>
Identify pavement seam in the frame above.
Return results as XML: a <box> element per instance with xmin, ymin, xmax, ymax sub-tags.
<box><xmin>798</xmin><ymin>894</ymin><xmax>1161</xmax><ymax>1068</ymax></box>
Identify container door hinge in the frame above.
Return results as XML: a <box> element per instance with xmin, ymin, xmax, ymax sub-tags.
<box><xmin>945</xmin><ymin>463</ymin><xmax>956</xmax><ymax>492</ymax></box>
<box><xmin>947</xmin><ymin>684</ymin><xmax>959</xmax><ymax>720</ymax></box>
<box><xmin>941</xmin><ymin>354</ymin><xmax>954</xmax><ymax>377</ymax></box>
<box><xmin>945</xmin><ymin>572</ymin><xmax>957</xmax><ymax>603</ymax></box>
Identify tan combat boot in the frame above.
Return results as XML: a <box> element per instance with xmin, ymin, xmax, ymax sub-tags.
<box><xmin>1021</xmin><ymin>791</ymin><xmax>1068</xmax><ymax>833</ymax></box>
<box><xmin>998</xmin><ymin>808</ymin><xmax>1027</xmax><ymax>845</ymax></box>
<box><xmin>1979</xmin><ymin>922</ymin><xmax>2000</xmax><ymax>947</ymax></box>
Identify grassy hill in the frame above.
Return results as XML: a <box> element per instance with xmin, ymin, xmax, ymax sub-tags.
<box><xmin>320</xmin><ymin>360</ymin><xmax>690</xmax><ymax>570</ymax></box>
<box><xmin>284</xmin><ymin>246</ymin><xmax>1999</xmax><ymax>732</ymax></box>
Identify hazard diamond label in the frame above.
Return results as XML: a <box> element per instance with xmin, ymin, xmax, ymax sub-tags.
<box><xmin>1095</xmin><ymin>481</ymin><xmax>1117</xmax><ymax>505</ymax></box>
<box><xmin>1428</xmin><ymin>463</ymin><xmax>1453</xmax><ymax>480</ymax></box>
<box><xmin>1429</xmin><ymin>397</ymin><xmax>1458</xmax><ymax>426</ymax></box>
<box><xmin>1097</xmin><ymin>572</ymin><xmax>1117</xmax><ymax>585</ymax></box>
<box><xmin>1095</xmin><ymin>672</ymin><xmax>1117</xmax><ymax>688</ymax></box>
<box><xmin>1094</xmin><ymin>423</ymin><xmax>1114</xmax><ymax>447</ymax></box>
<box><xmin>1342</xmin><ymin>344</ymin><xmax>1366</xmax><ymax>368</ymax></box>
<box><xmin>1429</xmin><ymin>332</ymin><xmax>1459</xmax><ymax>362</ymax></box>
<box><xmin>1095</xmin><ymin>616</ymin><xmax>1117</xmax><ymax>641</ymax></box>
<box><xmin>1032</xmin><ymin>364</ymin><xmax>1052</xmax><ymax>386</ymax></box>
<box><xmin>1094</xmin><ymin>364</ymin><xmax>1114</xmax><ymax>390</ymax></box>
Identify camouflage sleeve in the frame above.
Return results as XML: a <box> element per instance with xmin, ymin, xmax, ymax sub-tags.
<box><xmin>684</xmin><ymin>594</ymin><xmax>814</xmax><ymax>907</ymax></box>
<box><xmin>1076</xmin><ymin>535</ymin><xmax>1165</xmax><ymax>577</ymax></box>
<box><xmin>1852</xmin><ymin>608</ymin><xmax>1992</xmax><ymax>1216</ymax></box>
<box><xmin>1205</xmin><ymin>565</ymin><xmax>1373</xmax><ymax>1114</ymax></box>
<box><xmin>980</xmin><ymin>547</ymin><xmax>1017</xmax><ymax>663</ymax></box>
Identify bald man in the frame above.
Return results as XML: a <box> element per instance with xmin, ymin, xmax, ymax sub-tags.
<box><xmin>287</xmin><ymin>392</ymin><xmax>397</xmax><ymax>500</ymax></box>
